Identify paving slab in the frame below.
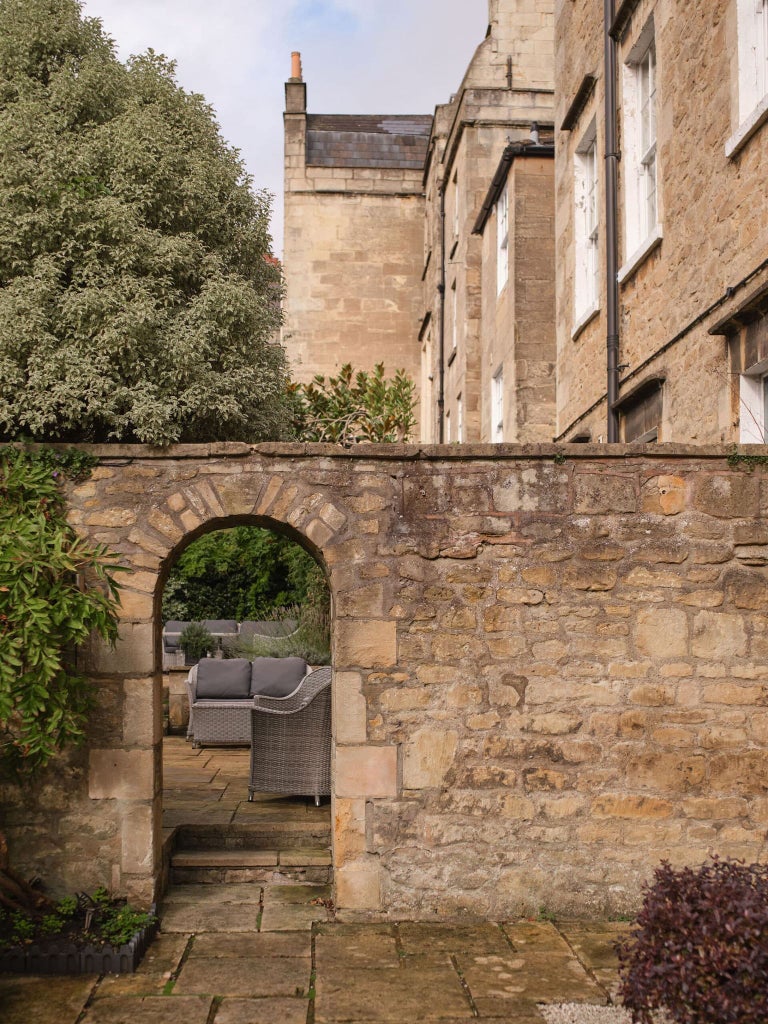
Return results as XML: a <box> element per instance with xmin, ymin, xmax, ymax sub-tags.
<box><xmin>0</xmin><ymin>975</ymin><xmax>94</xmax><ymax>1024</ymax></box>
<box><xmin>458</xmin><ymin>952</ymin><xmax>606</xmax><ymax>1016</ymax></box>
<box><xmin>265</xmin><ymin>883</ymin><xmax>331</xmax><ymax>904</ymax></box>
<box><xmin>174</xmin><ymin>955</ymin><xmax>312</xmax><ymax>997</ymax></box>
<box><xmin>81</xmin><ymin>995</ymin><xmax>213</xmax><ymax>1024</ymax></box>
<box><xmin>314</xmin><ymin>964</ymin><xmax>471</xmax><ymax>1022</ymax></box>
<box><xmin>160</xmin><ymin>902</ymin><xmax>261</xmax><ymax>933</ymax></box>
<box><xmin>557</xmin><ymin>923</ymin><xmax>629</xmax><ymax>971</ymax></box>
<box><xmin>398</xmin><ymin>921</ymin><xmax>513</xmax><ymax>957</ymax></box>
<box><xmin>190</xmin><ymin>931</ymin><xmax>311</xmax><ymax>959</ymax></box>
<box><xmin>503</xmin><ymin>922</ymin><xmax>574</xmax><ymax>954</ymax></box>
<box><xmin>314</xmin><ymin>923</ymin><xmax>400</xmax><ymax>969</ymax></box>
<box><xmin>212</xmin><ymin>996</ymin><xmax>310</xmax><ymax>1024</ymax></box>
<box><xmin>162</xmin><ymin>883</ymin><xmax>263</xmax><ymax>905</ymax></box>
<box><xmin>259</xmin><ymin>901</ymin><xmax>331</xmax><ymax>931</ymax></box>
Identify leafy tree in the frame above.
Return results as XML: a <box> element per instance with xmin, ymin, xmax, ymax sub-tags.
<box><xmin>162</xmin><ymin>526</ymin><xmax>326</xmax><ymax>623</ymax></box>
<box><xmin>0</xmin><ymin>0</ymin><xmax>290</xmax><ymax>445</ymax></box>
<box><xmin>291</xmin><ymin>363</ymin><xmax>416</xmax><ymax>445</ymax></box>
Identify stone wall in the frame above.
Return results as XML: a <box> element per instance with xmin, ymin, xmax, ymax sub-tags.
<box><xmin>555</xmin><ymin>0</ymin><xmax>768</xmax><ymax>443</ymax></box>
<box><xmin>2</xmin><ymin>443</ymin><xmax>767</xmax><ymax>917</ymax></box>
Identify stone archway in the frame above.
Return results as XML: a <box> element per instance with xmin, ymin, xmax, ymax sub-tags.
<box><xmin>2</xmin><ymin>442</ymin><xmax>766</xmax><ymax>919</ymax></box>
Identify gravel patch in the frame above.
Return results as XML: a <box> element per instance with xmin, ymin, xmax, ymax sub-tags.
<box><xmin>538</xmin><ymin>1005</ymin><xmax>632</xmax><ymax>1024</ymax></box>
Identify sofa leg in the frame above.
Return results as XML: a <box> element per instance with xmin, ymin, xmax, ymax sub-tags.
<box><xmin>314</xmin><ymin>794</ymin><xmax>320</xmax><ymax>807</ymax></box>
<box><xmin>248</xmin><ymin>791</ymin><xmax>254</xmax><ymax>803</ymax></box>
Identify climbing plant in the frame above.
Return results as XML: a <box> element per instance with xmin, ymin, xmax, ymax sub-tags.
<box><xmin>0</xmin><ymin>446</ymin><xmax>124</xmax><ymax>774</ymax></box>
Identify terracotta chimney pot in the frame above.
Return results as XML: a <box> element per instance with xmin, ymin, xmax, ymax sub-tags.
<box><xmin>291</xmin><ymin>51</ymin><xmax>303</xmax><ymax>81</ymax></box>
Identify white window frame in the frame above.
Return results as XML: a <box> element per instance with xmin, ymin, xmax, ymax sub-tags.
<box><xmin>740</xmin><ymin>360</ymin><xmax>768</xmax><ymax>442</ymax></box>
<box><xmin>453</xmin><ymin>170</ymin><xmax>460</xmax><ymax>239</ymax></box>
<box><xmin>421</xmin><ymin>331</ymin><xmax>434</xmax><ymax>444</ymax></box>
<box><xmin>619</xmin><ymin>21</ymin><xmax>662</xmax><ymax>281</ymax></box>
<box><xmin>496</xmin><ymin>183</ymin><xmax>509</xmax><ymax>295</ymax></box>
<box><xmin>727</xmin><ymin>0</ymin><xmax>768</xmax><ymax>156</ymax></box>
<box><xmin>491</xmin><ymin>366</ymin><xmax>504</xmax><ymax>443</ymax></box>
<box><xmin>457</xmin><ymin>393</ymin><xmax>464</xmax><ymax>443</ymax></box>
<box><xmin>574</xmin><ymin>120</ymin><xmax>599</xmax><ymax>327</ymax></box>
<box><xmin>451</xmin><ymin>280</ymin><xmax>458</xmax><ymax>351</ymax></box>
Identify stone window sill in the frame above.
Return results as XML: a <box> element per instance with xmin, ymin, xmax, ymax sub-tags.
<box><xmin>725</xmin><ymin>94</ymin><xmax>768</xmax><ymax>159</ymax></box>
<box><xmin>618</xmin><ymin>224</ymin><xmax>663</xmax><ymax>285</ymax></box>
<box><xmin>572</xmin><ymin>303</ymin><xmax>600</xmax><ymax>342</ymax></box>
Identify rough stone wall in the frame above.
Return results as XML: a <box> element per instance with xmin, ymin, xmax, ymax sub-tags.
<box><xmin>555</xmin><ymin>0</ymin><xmax>768</xmax><ymax>442</ymax></box>
<box><xmin>2</xmin><ymin>444</ymin><xmax>767</xmax><ymax>918</ymax></box>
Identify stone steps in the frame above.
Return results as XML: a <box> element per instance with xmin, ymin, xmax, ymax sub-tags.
<box><xmin>171</xmin><ymin>845</ymin><xmax>332</xmax><ymax>885</ymax></box>
<box><xmin>174</xmin><ymin>820</ymin><xmax>331</xmax><ymax>851</ymax></box>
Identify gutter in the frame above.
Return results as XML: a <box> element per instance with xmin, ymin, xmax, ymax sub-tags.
<box><xmin>604</xmin><ymin>0</ymin><xmax>620</xmax><ymax>442</ymax></box>
<box><xmin>437</xmin><ymin>183</ymin><xmax>446</xmax><ymax>442</ymax></box>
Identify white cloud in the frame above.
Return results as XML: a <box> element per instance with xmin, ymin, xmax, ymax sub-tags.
<box><xmin>80</xmin><ymin>0</ymin><xmax>489</xmax><ymax>253</ymax></box>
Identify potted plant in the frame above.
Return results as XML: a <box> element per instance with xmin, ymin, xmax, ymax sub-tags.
<box><xmin>179</xmin><ymin>622</ymin><xmax>216</xmax><ymax>665</ymax></box>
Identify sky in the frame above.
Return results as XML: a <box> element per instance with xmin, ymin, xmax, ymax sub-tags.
<box><xmin>79</xmin><ymin>0</ymin><xmax>490</xmax><ymax>257</ymax></box>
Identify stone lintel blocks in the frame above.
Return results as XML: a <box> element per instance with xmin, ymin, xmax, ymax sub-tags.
<box><xmin>6</xmin><ymin>443</ymin><xmax>763</xmax><ymax>915</ymax></box>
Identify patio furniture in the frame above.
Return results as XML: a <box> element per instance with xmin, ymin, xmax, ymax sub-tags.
<box><xmin>202</xmin><ymin>619</ymin><xmax>238</xmax><ymax>653</ymax></box>
<box><xmin>163</xmin><ymin>621</ymin><xmax>190</xmax><ymax>654</ymax></box>
<box><xmin>185</xmin><ymin>656</ymin><xmax>310</xmax><ymax>748</ymax></box>
<box><xmin>249</xmin><ymin>665</ymin><xmax>332</xmax><ymax>805</ymax></box>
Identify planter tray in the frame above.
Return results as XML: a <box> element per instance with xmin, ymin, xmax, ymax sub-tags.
<box><xmin>0</xmin><ymin>910</ymin><xmax>158</xmax><ymax>975</ymax></box>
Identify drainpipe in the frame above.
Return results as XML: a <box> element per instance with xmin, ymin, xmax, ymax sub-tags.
<box><xmin>437</xmin><ymin>182</ymin><xmax>446</xmax><ymax>442</ymax></box>
<box><xmin>604</xmin><ymin>0</ymin><xmax>620</xmax><ymax>442</ymax></box>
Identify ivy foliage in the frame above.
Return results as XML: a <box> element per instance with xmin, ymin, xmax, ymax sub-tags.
<box><xmin>0</xmin><ymin>0</ymin><xmax>290</xmax><ymax>445</ymax></box>
<box><xmin>291</xmin><ymin>363</ymin><xmax>416</xmax><ymax>446</ymax></box>
<box><xmin>0</xmin><ymin>447</ymin><xmax>124</xmax><ymax>772</ymax></box>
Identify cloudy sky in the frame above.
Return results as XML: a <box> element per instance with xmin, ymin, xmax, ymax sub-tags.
<box><xmin>79</xmin><ymin>0</ymin><xmax>489</xmax><ymax>256</ymax></box>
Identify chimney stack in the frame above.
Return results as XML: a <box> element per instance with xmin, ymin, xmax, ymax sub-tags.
<box><xmin>285</xmin><ymin>51</ymin><xmax>307</xmax><ymax>114</ymax></box>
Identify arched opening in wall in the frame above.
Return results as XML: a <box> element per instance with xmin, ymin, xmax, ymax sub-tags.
<box><xmin>156</xmin><ymin>515</ymin><xmax>332</xmax><ymax>895</ymax></box>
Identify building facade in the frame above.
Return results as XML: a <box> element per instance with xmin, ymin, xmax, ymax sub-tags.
<box><xmin>282</xmin><ymin>53</ymin><xmax>431</xmax><ymax>391</ymax></box>
<box><xmin>282</xmin><ymin>2</ymin><xmax>557</xmax><ymax>445</ymax></box>
<box><xmin>421</xmin><ymin>0</ymin><xmax>556</xmax><ymax>443</ymax></box>
<box><xmin>555</xmin><ymin>0</ymin><xmax>768</xmax><ymax>444</ymax></box>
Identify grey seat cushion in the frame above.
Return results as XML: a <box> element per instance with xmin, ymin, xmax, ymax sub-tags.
<box><xmin>196</xmin><ymin>658</ymin><xmax>252</xmax><ymax>699</ymax></box>
<box><xmin>250</xmin><ymin>657</ymin><xmax>308</xmax><ymax>697</ymax></box>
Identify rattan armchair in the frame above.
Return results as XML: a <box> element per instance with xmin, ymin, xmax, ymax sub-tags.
<box><xmin>248</xmin><ymin>665</ymin><xmax>332</xmax><ymax>806</ymax></box>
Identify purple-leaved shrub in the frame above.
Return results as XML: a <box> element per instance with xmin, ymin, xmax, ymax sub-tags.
<box><xmin>617</xmin><ymin>857</ymin><xmax>768</xmax><ymax>1024</ymax></box>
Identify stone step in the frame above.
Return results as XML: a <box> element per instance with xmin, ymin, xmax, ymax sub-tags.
<box><xmin>171</xmin><ymin>846</ymin><xmax>332</xmax><ymax>885</ymax></box>
<box><xmin>175</xmin><ymin>821</ymin><xmax>331</xmax><ymax>851</ymax></box>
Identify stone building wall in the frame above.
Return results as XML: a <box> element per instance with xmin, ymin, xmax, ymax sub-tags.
<box><xmin>555</xmin><ymin>0</ymin><xmax>768</xmax><ymax>443</ymax></box>
<box><xmin>477</xmin><ymin>151</ymin><xmax>556</xmax><ymax>442</ymax></box>
<box><xmin>420</xmin><ymin>1</ymin><xmax>555</xmax><ymax>443</ymax></box>
<box><xmin>1</xmin><ymin>443</ymin><xmax>767</xmax><ymax>918</ymax></box>
<box><xmin>282</xmin><ymin>69</ymin><xmax>429</xmax><ymax>393</ymax></box>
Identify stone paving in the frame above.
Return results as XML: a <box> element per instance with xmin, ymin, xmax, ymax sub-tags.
<box><xmin>0</xmin><ymin>739</ymin><xmax>631</xmax><ymax>1022</ymax></box>
<box><xmin>0</xmin><ymin>880</ymin><xmax>629</xmax><ymax>1023</ymax></box>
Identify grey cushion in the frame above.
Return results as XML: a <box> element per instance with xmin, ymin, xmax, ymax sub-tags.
<box><xmin>195</xmin><ymin>658</ymin><xmax>252</xmax><ymax>699</ymax></box>
<box><xmin>250</xmin><ymin>657</ymin><xmax>308</xmax><ymax>697</ymax></box>
<box><xmin>203</xmin><ymin>619</ymin><xmax>238</xmax><ymax>635</ymax></box>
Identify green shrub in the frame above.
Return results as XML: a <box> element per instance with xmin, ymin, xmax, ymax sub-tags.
<box><xmin>179</xmin><ymin>622</ymin><xmax>216</xmax><ymax>663</ymax></box>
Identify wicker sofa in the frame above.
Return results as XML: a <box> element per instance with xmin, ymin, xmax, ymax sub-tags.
<box><xmin>185</xmin><ymin>656</ymin><xmax>313</xmax><ymax>748</ymax></box>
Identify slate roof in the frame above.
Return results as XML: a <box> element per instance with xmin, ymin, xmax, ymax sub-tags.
<box><xmin>306</xmin><ymin>114</ymin><xmax>433</xmax><ymax>170</ymax></box>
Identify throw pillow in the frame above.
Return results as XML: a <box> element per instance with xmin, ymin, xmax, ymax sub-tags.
<box><xmin>250</xmin><ymin>656</ymin><xmax>309</xmax><ymax>697</ymax></box>
<box><xmin>196</xmin><ymin>658</ymin><xmax>252</xmax><ymax>699</ymax></box>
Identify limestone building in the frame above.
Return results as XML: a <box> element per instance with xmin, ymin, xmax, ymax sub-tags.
<box><xmin>555</xmin><ymin>0</ymin><xmax>768</xmax><ymax>443</ymax></box>
<box><xmin>282</xmin><ymin>52</ymin><xmax>431</xmax><ymax>390</ymax></box>
<box><xmin>282</xmin><ymin>2</ymin><xmax>558</xmax><ymax>444</ymax></box>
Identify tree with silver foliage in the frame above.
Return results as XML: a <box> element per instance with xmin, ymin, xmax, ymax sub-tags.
<box><xmin>0</xmin><ymin>0</ymin><xmax>290</xmax><ymax>445</ymax></box>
